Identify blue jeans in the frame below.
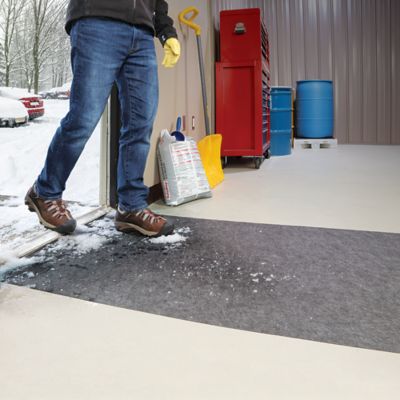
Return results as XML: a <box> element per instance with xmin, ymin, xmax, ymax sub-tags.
<box><xmin>36</xmin><ymin>17</ymin><xmax>159</xmax><ymax>211</ymax></box>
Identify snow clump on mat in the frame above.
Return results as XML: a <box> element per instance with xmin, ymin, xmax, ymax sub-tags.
<box><xmin>146</xmin><ymin>227</ymin><xmax>191</xmax><ymax>249</ymax></box>
<box><xmin>45</xmin><ymin>217</ymin><xmax>121</xmax><ymax>256</ymax></box>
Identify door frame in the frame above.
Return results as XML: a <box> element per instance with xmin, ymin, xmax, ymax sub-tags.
<box><xmin>1</xmin><ymin>86</ymin><xmax>119</xmax><ymax>263</ymax></box>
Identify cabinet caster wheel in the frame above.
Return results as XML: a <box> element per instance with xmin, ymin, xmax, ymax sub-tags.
<box><xmin>254</xmin><ymin>157</ymin><xmax>263</xmax><ymax>169</ymax></box>
<box><xmin>264</xmin><ymin>149</ymin><xmax>271</xmax><ymax>159</ymax></box>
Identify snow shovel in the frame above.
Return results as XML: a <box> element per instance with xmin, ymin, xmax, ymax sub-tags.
<box><xmin>179</xmin><ymin>6</ymin><xmax>224</xmax><ymax>188</ymax></box>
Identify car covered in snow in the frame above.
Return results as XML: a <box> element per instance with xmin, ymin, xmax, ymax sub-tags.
<box><xmin>0</xmin><ymin>96</ymin><xmax>29</xmax><ymax>127</ymax></box>
<box><xmin>0</xmin><ymin>87</ymin><xmax>45</xmax><ymax>120</ymax></box>
<box><xmin>39</xmin><ymin>81</ymin><xmax>71</xmax><ymax>100</ymax></box>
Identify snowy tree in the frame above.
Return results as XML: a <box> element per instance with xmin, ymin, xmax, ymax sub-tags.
<box><xmin>46</xmin><ymin>15</ymin><xmax>71</xmax><ymax>89</ymax></box>
<box><xmin>0</xmin><ymin>0</ymin><xmax>26</xmax><ymax>86</ymax></box>
<box><xmin>11</xmin><ymin>8</ymin><xmax>35</xmax><ymax>91</ymax></box>
<box><xmin>0</xmin><ymin>42</ymin><xmax>6</xmax><ymax>85</ymax></box>
<box><xmin>29</xmin><ymin>0</ymin><xmax>69</xmax><ymax>93</ymax></box>
<box><xmin>7</xmin><ymin>0</ymin><xmax>69</xmax><ymax>92</ymax></box>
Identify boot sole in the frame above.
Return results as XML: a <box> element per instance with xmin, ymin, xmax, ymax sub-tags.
<box><xmin>25</xmin><ymin>194</ymin><xmax>76</xmax><ymax>235</ymax></box>
<box><xmin>115</xmin><ymin>221</ymin><xmax>174</xmax><ymax>237</ymax></box>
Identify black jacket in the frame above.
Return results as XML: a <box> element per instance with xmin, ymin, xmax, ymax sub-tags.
<box><xmin>65</xmin><ymin>0</ymin><xmax>177</xmax><ymax>46</ymax></box>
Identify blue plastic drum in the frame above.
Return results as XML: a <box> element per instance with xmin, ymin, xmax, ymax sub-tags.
<box><xmin>296</xmin><ymin>80</ymin><xmax>334</xmax><ymax>138</ymax></box>
<box><xmin>270</xmin><ymin>87</ymin><xmax>292</xmax><ymax>109</ymax></box>
<box><xmin>270</xmin><ymin>130</ymin><xmax>292</xmax><ymax>156</ymax></box>
<box><xmin>270</xmin><ymin>86</ymin><xmax>293</xmax><ymax>156</ymax></box>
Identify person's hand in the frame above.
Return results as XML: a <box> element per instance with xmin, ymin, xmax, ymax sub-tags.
<box><xmin>162</xmin><ymin>38</ymin><xmax>181</xmax><ymax>68</ymax></box>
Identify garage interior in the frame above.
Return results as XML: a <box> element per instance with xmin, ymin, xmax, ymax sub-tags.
<box><xmin>1</xmin><ymin>0</ymin><xmax>400</xmax><ymax>398</ymax></box>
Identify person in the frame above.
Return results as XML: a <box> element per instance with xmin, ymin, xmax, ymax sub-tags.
<box><xmin>25</xmin><ymin>0</ymin><xmax>180</xmax><ymax>237</ymax></box>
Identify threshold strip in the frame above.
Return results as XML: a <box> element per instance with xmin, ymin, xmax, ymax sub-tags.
<box><xmin>0</xmin><ymin>206</ymin><xmax>110</xmax><ymax>265</ymax></box>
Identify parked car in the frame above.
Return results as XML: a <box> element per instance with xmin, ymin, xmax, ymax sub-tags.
<box><xmin>0</xmin><ymin>87</ymin><xmax>45</xmax><ymax>120</ymax></box>
<box><xmin>40</xmin><ymin>89</ymin><xmax>70</xmax><ymax>100</ymax></box>
<box><xmin>56</xmin><ymin>93</ymin><xmax>70</xmax><ymax>100</ymax></box>
<box><xmin>0</xmin><ymin>96</ymin><xmax>29</xmax><ymax>127</ymax></box>
<box><xmin>39</xmin><ymin>82</ymin><xmax>71</xmax><ymax>100</ymax></box>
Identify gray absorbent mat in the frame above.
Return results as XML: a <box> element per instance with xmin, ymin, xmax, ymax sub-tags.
<box><xmin>3</xmin><ymin>216</ymin><xmax>400</xmax><ymax>353</ymax></box>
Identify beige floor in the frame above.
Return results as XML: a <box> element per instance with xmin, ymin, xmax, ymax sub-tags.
<box><xmin>1</xmin><ymin>145</ymin><xmax>400</xmax><ymax>399</ymax></box>
<box><xmin>1</xmin><ymin>284</ymin><xmax>399</xmax><ymax>400</ymax></box>
<box><xmin>152</xmin><ymin>145</ymin><xmax>400</xmax><ymax>234</ymax></box>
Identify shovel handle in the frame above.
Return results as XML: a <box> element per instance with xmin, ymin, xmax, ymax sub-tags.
<box><xmin>179</xmin><ymin>6</ymin><xmax>201</xmax><ymax>36</ymax></box>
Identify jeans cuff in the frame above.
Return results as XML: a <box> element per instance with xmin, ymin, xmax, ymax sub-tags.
<box><xmin>118</xmin><ymin>203</ymin><xmax>148</xmax><ymax>213</ymax></box>
<box><xmin>33</xmin><ymin>181</ymin><xmax>62</xmax><ymax>200</ymax></box>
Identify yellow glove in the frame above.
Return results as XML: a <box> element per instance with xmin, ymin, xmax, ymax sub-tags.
<box><xmin>162</xmin><ymin>38</ymin><xmax>181</xmax><ymax>68</ymax></box>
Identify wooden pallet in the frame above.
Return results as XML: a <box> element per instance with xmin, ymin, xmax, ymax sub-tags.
<box><xmin>294</xmin><ymin>138</ymin><xmax>338</xmax><ymax>150</ymax></box>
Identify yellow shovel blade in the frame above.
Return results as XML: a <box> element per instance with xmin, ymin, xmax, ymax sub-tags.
<box><xmin>197</xmin><ymin>134</ymin><xmax>224</xmax><ymax>189</ymax></box>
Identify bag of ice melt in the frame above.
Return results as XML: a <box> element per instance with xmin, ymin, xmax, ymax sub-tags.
<box><xmin>157</xmin><ymin>129</ymin><xmax>212</xmax><ymax>206</ymax></box>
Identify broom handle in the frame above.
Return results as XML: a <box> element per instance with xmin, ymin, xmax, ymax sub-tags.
<box><xmin>179</xmin><ymin>6</ymin><xmax>211</xmax><ymax>136</ymax></box>
<box><xmin>196</xmin><ymin>35</ymin><xmax>211</xmax><ymax>136</ymax></box>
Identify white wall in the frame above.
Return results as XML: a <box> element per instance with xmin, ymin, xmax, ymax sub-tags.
<box><xmin>144</xmin><ymin>0</ymin><xmax>215</xmax><ymax>188</ymax></box>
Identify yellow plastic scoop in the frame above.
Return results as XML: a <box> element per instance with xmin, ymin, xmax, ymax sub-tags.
<box><xmin>179</xmin><ymin>6</ymin><xmax>224</xmax><ymax>188</ymax></box>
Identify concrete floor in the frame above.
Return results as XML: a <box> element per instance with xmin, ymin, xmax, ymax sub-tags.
<box><xmin>1</xmin><ymin>145</ymin><xmax>400</xmax><ymax>399</ymax></box>
<box><xmin>152</xmin><ymin>145</ymin><xmax>400</xmax><ymax>234</ymax></box>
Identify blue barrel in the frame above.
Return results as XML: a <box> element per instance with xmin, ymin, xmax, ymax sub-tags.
<box><xmin>270</xmin><ymin>130</ymin><xmax>292</xmax><ymax>156</ymax></box>
<box><xmin>270</xmin><ymin>87</ymin><xmax>292</xmax><ymax>109</ymax></box>
<box><xmin>270</xmin><ymin>86</ymin><xmax>292</xmax><ymax>156</ymax></box>
<box><xmin>270</xmin><ymin>109</ymin><xmax>292</xmax><ymax>130</ymax></box>
<box><xmin>296</xmin><ymin>80</ymin><xmax>334</xmax><ymax>138</ymax></box>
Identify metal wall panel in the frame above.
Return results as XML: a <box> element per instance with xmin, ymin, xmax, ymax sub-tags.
<box><xmin>347</xmin><ymin>0</ymin><xmax>363</xmax><ymax>143</ymax></box>
<box><xmin>288</xmin><ymin>0</ymin><xmax>306</xmax><ymax>84</ymax></box>
<box><xmin>276</xmin><ymin>0</ymin><xmax>292</xmax><ymax>85</ymax></box>
<box><xmin>332</xmin><ymin>0</ymin><xmax>349</xmax><ymax>143</ymax></box>
<box><xmin>267</xmin><ymin>0</ymin><xmax>279</xmax><ymax>83</ymax></box>
<box><xmin>214</xmin><ymin>0</ymin><xmax>399</xmax><ymax>144</ymax></box>
<box><xmin>377</xmin><ymin>0</ymin><xmax>392</xmax><ymax>144</ymax></box>
<box><xmin>362</xmin><ymin>0</ymin><xmax>378</xmax><ymax>144</ymax></box>
<box><xmin>391</xmin><ymin>0</ymin><xmax>400</xmax><ymax>144</ymax></box>
<box><xmin>304</xmin><ymin>0</ymin><xmax>319</xmax><ymax>79</ymax></box>
<box><xmin>318</xmin><ymin>0</ymin><xmax>333</xmax><ymax>80</ymax></box>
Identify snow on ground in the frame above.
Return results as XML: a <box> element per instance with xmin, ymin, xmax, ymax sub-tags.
<box><xmin>0</xmin><ymin>195</ymin><xmax>97</xmax><ymax>251</ymax></box>
<box><xmin>0</xmin><ymin>214</ymin><xmax>121</xmax><ymax>278</ymax></box>
<box><xmin>0</xmin><ymin>100</ymin><xmax>102</xmax><ymax>271</ymax></box>
<box><xmin>38</xmin><ymin>215</ymin><xmax>122</xmax><ymax>257</ymax></box>
<box><xmin>0</xmin><ymin>214</ymin><xmax>192</xmax><ymax>278</ymax></box>
<box><xmin>0</xmin><ymin>251</ymin><xmax>46</xmax><ymax>278</ymax></box>
<box><xmin>0</xmin><ymin>99</ymin><xmax>100</xmax><ymax>203</ymax></box>
<box><xmin>0</xmin><ymin>101</ymin><xmax>190</xmax><ymax>276</ymax></box>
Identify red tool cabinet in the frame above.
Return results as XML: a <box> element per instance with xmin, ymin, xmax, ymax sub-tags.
<box><xmin>216</xmin><ymin>8</ymin><xmax>271</xmax><ymax>168</ymax></box>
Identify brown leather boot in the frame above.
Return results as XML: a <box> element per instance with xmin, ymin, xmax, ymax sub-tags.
<box><xmin>25</xmin><ymin>186</ymin><xmax>77</xmax><ymax>234</ymax></box>
<box><xmin>114</xmin><ymin>208</ymin><xmax>174</xmax><ymax>237</ymax></box>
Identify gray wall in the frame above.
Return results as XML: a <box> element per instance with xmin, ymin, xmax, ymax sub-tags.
<box><xmin>214</xmin><ymin>0</ymin><xmax>400</xmax><ymax>144</ymax></box>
